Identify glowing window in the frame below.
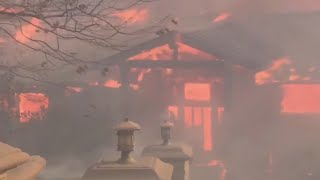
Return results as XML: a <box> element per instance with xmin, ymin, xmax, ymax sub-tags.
<box><xmin>281</xmin><ymin>84</ymin><xmax>320</xmax><ymax>114</ymax></box>
<box><xmin>184</xmin><ymin>83</ymin><xmax>211</xmax><ymax>101</ymax></box>
<box><xmin>19</xmin><ymin>93</ymin><xmax>49</xmax><ymax>123</ymax></box>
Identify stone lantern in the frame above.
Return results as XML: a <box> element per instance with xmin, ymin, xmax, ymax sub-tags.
<box><xmin>142</xmin><ymin>120</ymin><xmax>193</xmax><ymax>180</ymax></box>
<box><xmin>161</xmin><ymin>120</ymin><xmax>174</xmax><ymax>146</ymax></box>
<box><xmin>115</xmin><ymin>118</ymin><xmax>140</xmax><ymax>164</ymax></box>
<box><xmin>82</xmin><ymin>118</ymin><xmax>173</xmax><ymax>180</ymax></box>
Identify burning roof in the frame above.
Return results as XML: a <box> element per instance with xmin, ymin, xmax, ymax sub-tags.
<box><xmin>96</xmin><ymin>11</ymin><xmax>320</xmax><ymax>73</ymax></box>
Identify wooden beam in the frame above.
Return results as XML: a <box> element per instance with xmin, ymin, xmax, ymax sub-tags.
<box><xmin>97</xmin><ymin>31</ymin><xmax>178</xmax><ymax>65</ymax></box>
<box><xmin>127</xmin><ymin>60</ymin><xmax>224</xmax><ymax>69</ymax></box>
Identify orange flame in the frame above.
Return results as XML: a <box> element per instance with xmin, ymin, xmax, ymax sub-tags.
<box><xmin>130</xmin><ymin>84</ymin><xmax>140</xmax><ymax>90</ymax></box>
<box><xmin>19</xmin><ymin>93</ymin><xmax>49</xmax><ymax>123</ymax></box>
<box><xmin>15</xmin><ymin>18</ymin><xmax>41</xmax><ymax>43</ymax></box>
<box><xmin>129</xmin><ymin>44</ymin><xmax>173</xmax><ymax>61</ymax></box>
<box><xmin>184</xmin><ymin>83</ymin><xmax>211</xmax><ymax>101</ymax></box>
<box><xmin>255</xmin><ymin>57</ymin><xmax>292</xmax><ymax>85</ymax></box>
<box><xmin>104</xmin><ymin>80</ymin><xmax>121</xmax><ymax>88</ymax></box>
<box><xmin>213</xmin><ymin>12</ymin><xmax>232</xmax><ymax>23</ymax></box>
<box><xmin>111</xmin><ymin>8</ymin><xmax>149</xmax><ymax>24</ymax></box>
<box><xmin>183</xmin><ymin>83</ymin><xmax>213</xmax><ymax>151</ymax></box>
<box><xmin>281</xmin><ymin>84</ymin><xmax>320</xmax><ymax>114</ymax></box>
<box><xmin>137</xmin><ymin>68</ymin><xmax>151</xmax><ymax>82</ymax></box>
<box><xmin>255</xmin><ymin>57</ymin><xmax>316</xmax><ymax>84</ymax></box>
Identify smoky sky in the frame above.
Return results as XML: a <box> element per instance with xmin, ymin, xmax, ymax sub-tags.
<box><xmin>153</xmin><ymin>0</ymin><xmax>320</xmax><ymax>17</ymax></box>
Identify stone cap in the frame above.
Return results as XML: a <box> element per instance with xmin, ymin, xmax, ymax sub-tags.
<box><xmin>0</xmin><ymin>142</ymin><xmax>30</xmax><ymax>172</ymax></box>
<box><xmin>142</xmin><ymin>143</ymin><xmax>193</xmax><ymax>161</ymax></box>
<box><xmin>0</xmin><ymin>142</ymin><xmax>46</xmax><ymax>180</ymax></box>
<box><xmin>115</xmin><ymin>118</ymin><xmax>141</xmax><ymax>131</ymax></box>
<box><xmin>82</xmin><ymin>157</ymin><xmax>173</xmax><ymax>180</ymax></box>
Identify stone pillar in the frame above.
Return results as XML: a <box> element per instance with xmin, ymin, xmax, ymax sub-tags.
<box><xmin>82</xmin><ymin>118</ymin><xmax>173</xmax><ymax>180</ymax></box>
<box><xmin>141</xmin><ymin>120</ymin><xmax>193</xmax><ymax>180</ymax></box>
<box><xmin>142</xmin><ymin>144</ymin><xmax>192</xmax><ymax>180</ymax></box>
<box><xmin>82</xmin><ymin>157</ymin><xmax>173</xmax><ymax>180</ymax></box>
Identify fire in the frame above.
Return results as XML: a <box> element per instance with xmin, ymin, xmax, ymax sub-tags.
<box><xmin>183</xmin><ymin>83</ymin><xmax>213</xmax><ymax>151</ymax></box>
<box><xmin>129</xmin><ymin>44</ymin><xmax>173</xmax><ymax>61</ymax></box>
<box><xmin>130</xmin><ymin>84</ymin><xmax>140</xmax><ymax>90</ymax></box>
<box><xmin>255</xmin><ymin>57</ymin><xmax>316</xmax><ymax>85</ymax></box>
<box><xmin>281</xmin><ymin>84</ymin><xmax>320</xmax><ymax>114</ymax></box>
<box><xmin>15</xmin><ymin>18</ymin><xmax>41</xmax><ymax>43</ymax></box>
<box><xmin>104</xmin><ymin>80</ymin><xmax>121</xmax><ymax>88</ymax></box>
<box><xmin>184</xmin><ymin>83</ymin><xmax>211</xmax><ymax>101</ymax></box>
<box><xmin>212</xmin><ymin>12</ymin><xmax>232</xmax><ymax>23</ymax></box>
<box><xmin>129</xmin><ymin>42</ymin><xmax>215</xmax><ymax>61</ymax></box>
<box><xmin>19</xmin><ymin>93</ymin><xmax>49</xmax><ymax>123</ymax></box>
<box><xmin>111</xmin><ymin>8</ymin><xmax>149</xmax><ymax>24</ymax></box>
<box><xmin>255</xmin><ymin>57</ymin><xmax>292</xmax><ymax>85</ymax></box>
<box><xmin>203</xmin><ymin>107</ymin><xmax>212</xmax><ymax>151</ymax></box>
<box><xmin>137</xmin><ymin>68</ymin><xmax>152</xmax><ymax>82</ymax></box>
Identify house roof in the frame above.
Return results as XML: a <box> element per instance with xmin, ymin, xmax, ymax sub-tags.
<box><xmin>96</xmin><ymin>12</ymin><xmax>320</xmax><ymax>71</ymax></box>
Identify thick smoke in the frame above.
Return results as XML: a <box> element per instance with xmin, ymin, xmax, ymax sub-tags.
<box><xmin>2</xmin><ymin>0</ymin><xmax>320</xmax><ymax>180</ymax></box>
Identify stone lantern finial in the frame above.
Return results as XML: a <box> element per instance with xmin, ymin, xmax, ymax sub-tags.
<box><xmin>115</xmin><ymin>118</ymin><xmax>141</xmax><ymax>164</ymax></box>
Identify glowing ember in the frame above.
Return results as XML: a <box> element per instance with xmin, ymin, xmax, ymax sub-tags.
<box><xmin>130</xmin><ymin>83</ymin><xmax>140</xmax><ymax>90</ymax></box>
<box><xmin>19</xmin><ymin>93</ymin><xmax>49</xmax><ymax>123</ymax></box>
<box><xmin>129</xmin><ymin>44</ymin><xmax>173</xmax><ymax>61</ymax></box>
<box><xmin>184</xmin><ymin>83</ymin><xmax>211</xmax><ymax>101</ymax></box>
<box><xmin>212</xmin><ymin>12</ymin><xmax>232</xmax><ymax>23</ymax></box>
<box><xmin>165</xmin><ymin>68</ymin><xmax>173</xmax><ymax>75</ymax></box>
<box><xmin>15</xmin><ymin>18</ymin><xmax>41</xmax><ymax>43</ymax></box>
<box><xmin>281</xmin><ymin>84</ymin><xmax>320</xmax><ymax>113</ymax></box>
<box><xmin>168</xmin><ymin>105</ymin><xmax>178</xmax><ymax>119</ymax></box>
<box><xmin>255</xmin><ymin>57</ymin><xmax>292</xmax><ymax>85</ymax></box>
<box><xmin>111</xmin><ymin>8</ymin><xmax>149</xmax><ymax>24</ymax></box>
<box><xmin>104</xmin><ymin>80</ymin><xmax>121</xmax><ymax>88</ymax></box>
<box><xmin>137</xmin><ymin>68</ymin><xmax>152</xmax><ymax>82</ymax></box>
<box><xmin>177</xmin><ymin>42</ymin><xmax>214</xmax><ymax>60</ymax></box>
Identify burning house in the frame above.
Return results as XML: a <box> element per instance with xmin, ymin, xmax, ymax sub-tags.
<box><xmin>1</xmin><ymin>7</ymin><xmax>320</xmax><ymax>179</ymax></box>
